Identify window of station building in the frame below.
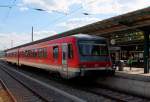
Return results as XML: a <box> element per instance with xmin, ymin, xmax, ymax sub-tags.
<box><xmin>53</xmin><ymin>46</ymin><xmax>58</xmax><ymax>59</ymax></box>
<box><xmin>68</xmin><ymin>44</ymin><xmax>73</xmax><ymax>59</ymax></box>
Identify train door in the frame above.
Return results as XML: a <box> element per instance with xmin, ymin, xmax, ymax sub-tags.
<box><xmin>61</xmin><ymin>43</ymin><xmax>68</xmax><ymax>78</ymax></box>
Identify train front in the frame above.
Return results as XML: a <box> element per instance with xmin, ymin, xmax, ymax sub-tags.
<box><xmin>76</xmin><ymin>35</ymin><xmax>115</xmax><ymax>77</ymax></box>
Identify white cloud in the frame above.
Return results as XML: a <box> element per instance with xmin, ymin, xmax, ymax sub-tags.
<box><xmin>33</xmin><ymin>30</ymin><xmax>56</xmax><ymax>40</ymax></box>
<box><xmin>20</xmin><ymin>0</ymin><xmax>150</xmax><ymax>15</ymax></box>
<box><xmin>0</xmin><ymin>30</ymin><xmax>56</xmax><ymax>50</ymax></box>
<box><xmin>20</xmin><ymin>6</ymin><xmax>29</xmax><ymax>11</ymax></box>
<box><xmin>82</xmin><ymin>0</ymin><xmax>150</xmax><ymax>14</ymax></box>
<box><xmin>58</xmin><ymin>17</ymin><xmax>101</xmax><ymax>30</ymax></box>
<box><xmin>21</xmin><ymin>0</ymin><xmax>73</xmax><ymax>13</ymax></box>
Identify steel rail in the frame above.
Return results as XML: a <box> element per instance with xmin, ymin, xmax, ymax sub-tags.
<box><xmin>0</xmin><ymin>79</ymin><xmax>17</xmax><ymax>102</ymax></box>
<box><xmin>0</xmin><ymin>62</ymin><xmax>87</xmax><ymax>102</ymax></box>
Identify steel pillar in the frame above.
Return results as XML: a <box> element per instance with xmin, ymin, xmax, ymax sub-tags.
<box><xmin>144</xmin><ymin>31</ymin><xmax>149</xmax><ymax>73</ymax></box>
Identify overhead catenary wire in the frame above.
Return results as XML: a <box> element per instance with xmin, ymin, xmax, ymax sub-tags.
<box><xmin>0</xmin><ymin>5</ymin><xmax>13</xmax><ymax>8</ymax></box>
<box><xmin>0</xmin><ymin>0</ymin><xmax>97</xmax><ymax>30</ymax></box>
<box><xmin>38</xmin><ymin>0</ymin><xmax>98</xmax><ymax>30</ymax></box>
<box><xmin>2</xmin><ymin>0</ymin><xmax>17</xmax><ymax>23</ymax></box>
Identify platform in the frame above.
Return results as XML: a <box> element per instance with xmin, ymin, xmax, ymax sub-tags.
<box><xmin>97</xmin><ymin>67</ymin><xmax>150</xmax><ymax>99</ymax></box>
<box><xmin>116</xmin><ymin>67</ymin><xmax>150</xmax><ymax>82</ymax></box>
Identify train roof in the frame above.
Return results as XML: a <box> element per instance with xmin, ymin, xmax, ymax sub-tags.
<box><xmin>6</xmin><ymin>34</ymin><xmax>104</xmax><ymax>51</ymax></box>
<box><xmin>72</xmin><ymin>34</ymin><xmax>106</xmax><ymax>40</ymax></box>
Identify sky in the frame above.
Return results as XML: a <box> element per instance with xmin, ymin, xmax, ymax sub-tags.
<box><xmin>0</xmin><ymin>0</ymin><xmax>149</xmax><ymax>50</ymax></box>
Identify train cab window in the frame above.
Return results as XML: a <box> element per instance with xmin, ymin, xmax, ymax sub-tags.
<box><xmin>53</xmin><ymin>46</ymin><xmax>58</xmax><ymax>59</ymax></box>
<box><xmin>68</xmin><ymin>44</ymin><xmax>73</xmax><ymax>59</ymax></box>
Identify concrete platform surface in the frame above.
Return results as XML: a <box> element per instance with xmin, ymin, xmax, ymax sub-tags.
<box><xmin>97</xmin><ymin>67</ymin><xmax>150</xmax><ymax>99</ymax></box>
<box><xmin>116</xmin><ymin>67</ymin><xmax>150</xmax><ymax>82</ymax></box>
<box><xmin>117</xmin><ymin>67</ymin><xmax>150</xmax><ymax>76</ymax></box>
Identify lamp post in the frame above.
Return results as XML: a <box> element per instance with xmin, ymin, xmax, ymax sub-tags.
<box><xmin>32</xmin><ymin>26</ymin><xmax>33</xmax><ymax>42</ymax></box>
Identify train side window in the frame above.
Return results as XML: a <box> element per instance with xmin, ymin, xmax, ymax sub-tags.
<box><xmin>31</xmin><ymin>49</ymin><xmax>33</xmax><ymax>57</ymax></box>
<box><xmin>43</xmin><ymin>48</ymin><xmax>47</xmax><ymax>58</ymax></box>
<box><xmin>23</xmin><ymin>51</ymin><xmax>25</xmax><ymax>57</ymax></box>
<box><xmin>53</xmin><ymin>46</ymin><xmax>58</xmax><ymax>59</ymax></box>
<box><xmin>28</xmin><ymin>50</ymin><xmax>31</xmax><ymax>57</ymax></box>
<box><xmin>33</xmin><ymin>49</ymin><xmax>36</xmax><ymax>57</ymax></box>
<box><xmin>21</xmin><ymin>51</ymin><xmax>23</xmax><ymax>57</ymax></box>
<box><xmin>30</xmin><ymin>50</ymin><xmax>33</xmax><ymax>57</ymax></box>
<box><xmin>15</xmin><ymin>52</ymin><xmax>17</xmax><ymax>57</ymax></box>
<box><xmin>25</xmin><ymin>50</ymin><xmax>28</xmax><ymax>57</ymax></box>
<box><xmin>68</xmin><ymin>44</ymin><xmax>73</xmax><ymax>59</ymax></box>
<box><xmin>38</xmin><ymin>48</ymin><xmax>42</xmax><ymax>58</ymax></box>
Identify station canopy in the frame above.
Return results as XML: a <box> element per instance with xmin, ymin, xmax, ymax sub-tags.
<box><xmin>6</xmin><ymin>6</ymin><xmax>150</xmax><ymax>51</ymax></box>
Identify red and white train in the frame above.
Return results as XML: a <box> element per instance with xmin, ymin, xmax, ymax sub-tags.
<box><xmin>5</xmin><ymin>34</ymin><xmax>115</xmax><ymax>79</ymax></box>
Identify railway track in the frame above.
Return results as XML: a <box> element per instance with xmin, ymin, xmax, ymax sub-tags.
<box><xmin>0</xmin><ymin>62</ymin><xmax>87</xmax><ymax>102</ymax></box>
<box><xmin>54</xmin><ymin>77</ymin><xmax>150</xmax><ymax>102</ymax></box>
<box><xmin>0</xmin><ymin>79</ymin><xmax>16</xmax><ymax>102</ymax></box>
<box><xmin>76</xmin><ymin>84</ymin><xmax>149</xmax><ymax>102</ymax></box>
<box><xmin>0</xmin><ymin>67</ymin><xmax>45</xmax><ymax>102</ymax></box>
<box><xmin>0</xmin><ymin>61</ymin><xmax>150</xmax><ymax>102</ymax></box>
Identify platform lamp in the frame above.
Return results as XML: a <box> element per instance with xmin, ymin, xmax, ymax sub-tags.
<box><xmin>110</xmin><ymin>39</ymin><xmax>116</xmax><ymax>45</ymax></box>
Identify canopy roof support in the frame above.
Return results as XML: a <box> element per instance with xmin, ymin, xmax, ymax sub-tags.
<box><xmin>143</xmin><ymin>30</ymin><xmax>150</xmax><ymax>73</ymax></box>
